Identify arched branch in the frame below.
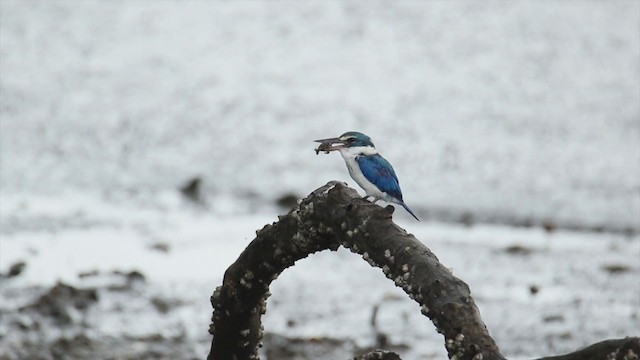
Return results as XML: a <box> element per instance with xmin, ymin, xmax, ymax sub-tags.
<box><xmin>208</xmin><ymin>181</ymin><xmax>503</xmax><ymax>360</ymax></box>
<box><xmin>207</xmin><ymin>181</ymin><xmax>638</xmax><ymax>360</ymax></box>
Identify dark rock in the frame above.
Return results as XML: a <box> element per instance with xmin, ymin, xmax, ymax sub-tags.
<box><xmin>149</xmin><ymin>242</ymin><xmax>170</xmax><ymax>253</ymax></box>
<box><xmin>529</xmin><ymin>284</ymin><xmax>540</xmax><ymax>295</ymax></box>
<box><xmin>503</xmin><ymin>244</ymin><xmax>534</xmax><ymax>255</ymax></box>
<box><xmin>151</xmin><ymin>297</ymin><xmax>171</xmax><ymax>313</ymax></box>
<box><xmin>112</xmin><ymin>270</ymin><xmax>146</xmax><ymax>283</ymax></box>
<box><xmin>11</xmin><ymin>315</ymin><xmax>41</xmax><ymax>331</ymax></box>
<box><xmin>20</xmin><ymin>282</ymin><xmax>98</xmax><ymax>325</ymax></box>
<box><xmin>542</xmin><ymin>220</ymin><xmax>557</xmax><ymax>233</ymax></box>
<box><xmin>108</xmin><ymin>270</ymin><xmax>146</xmax><ymax>291</ymax></box>
<box><xmin>150</xmin><ymin>296</ymin><xmax>182</xmax><ymax>314</ymax></box>
<box><xmin>543</xmin><ymin>315</ymin><xmax>565</xmax><ymax>323</ymax></box>
<box><xmin>558</xmin><ymin>332</ymin><xmax>573</xmax><ymax>340</ymax></box>
<box><xmin>602</xmin><ymin>264</ymin><xmax>631</xmax><ymax>274</ymax></box>
<box><xmin>180</xmin><ymin>177</ymin><xmax>204</xmax><ymax>203</ymax></box>
<box><xmin>51</xmin><ymin>334</ymin><xmax>93</xmax><ymax>359</ymax></box>
<box><xmin>7</xmin><ymin>261</ymin><xmax>26</xmax><ymax>278</ymax></box>
<box><xmin>78</xmin><ymin>270</ymin><xmax>99</xmax><ymax>278</ymax></box>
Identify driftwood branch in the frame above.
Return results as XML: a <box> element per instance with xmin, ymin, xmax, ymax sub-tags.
<box><xmin>208</xmin><ymin>181</ymin><xmax>639</xmax><ymax>360</ymax></box>
<box><xmin>536</xmin><ymin>337</ymin><xmax>639</xmax><ymax>360</ymax></box>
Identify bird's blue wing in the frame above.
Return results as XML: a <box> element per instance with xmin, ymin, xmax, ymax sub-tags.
<box><xmin>356</xmin><ymin>154</ymin><xmax>404</xmax><ymax>201</ymax></box>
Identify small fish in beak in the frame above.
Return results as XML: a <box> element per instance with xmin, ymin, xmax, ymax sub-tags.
<box><xmin>313</xmin><ymin>137</ymin><xmax>345</xmax><ymax>154</ymax></box>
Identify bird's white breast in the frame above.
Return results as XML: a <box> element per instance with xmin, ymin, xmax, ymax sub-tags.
<box><xmin>338</xmin><ymin>147</ymin><xmax>387</xmax><ymax>199</ymax></box>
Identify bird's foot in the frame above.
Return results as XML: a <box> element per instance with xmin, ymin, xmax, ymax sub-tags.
<box><xmin>362</xmin><ymin>195</ymin><xmax>383</xmax><ymax>203</ymax></box>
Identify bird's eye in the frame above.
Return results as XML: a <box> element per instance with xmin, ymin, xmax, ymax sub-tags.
<box><xmin>347</xmin><ymin>138</ymin><xmax>356</xmax><ymax>143</ymax></box>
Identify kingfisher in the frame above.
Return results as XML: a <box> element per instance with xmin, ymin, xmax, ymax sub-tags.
<box><xmin>314</xmin><ymin>131</ymin><xmax>420</xmax><ymax>221</ymax></box>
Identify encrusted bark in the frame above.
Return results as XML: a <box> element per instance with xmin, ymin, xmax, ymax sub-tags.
<box><xmin>354</xmin><ymin>350</ymin><xmax>402</xmax><ymax>360</ymax></box>
<box><xmin>536</xmin><ymin>337</ymin><xmax>640</xmax><ymax>360</ymax></box>
<box><xmin>207</xmin><ymin>181</ymin><xmax>638</xmax><ymax>360</ymax></box>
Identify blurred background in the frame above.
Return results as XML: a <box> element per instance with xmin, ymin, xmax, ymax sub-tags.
<box><xmin>1</xmin><ymin>1</ymin><xmax>638</xmax><ymax>359</ymax></box>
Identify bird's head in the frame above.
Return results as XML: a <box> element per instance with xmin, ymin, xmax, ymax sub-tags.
<box><xmin>314</xmin><ymin>131</ymin><xmax>376</xmax><ymax>153</ymax></box>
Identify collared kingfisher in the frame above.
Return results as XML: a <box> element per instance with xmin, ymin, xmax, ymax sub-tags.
<box><xmin>314</xmin><ymin>131</ymin><xmax>420</xmax><ymax>221</ymax></box>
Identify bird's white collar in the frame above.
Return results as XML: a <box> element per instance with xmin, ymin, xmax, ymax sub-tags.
<box><xmin>338</xmin><ymin>146</ymin><xmax>378</xmax><ymax>158</ymax></box>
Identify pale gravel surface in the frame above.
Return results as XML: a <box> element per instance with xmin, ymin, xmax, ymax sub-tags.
<box><xmin>0</xmin><ymin>191</ymin><xmax>638</xmax><ymax>359</ymax></box>
<box><xmin>1</xmin><ymin>1</ymin><xmax>639</xmax><ymax>229</ymax></box>
<box><xmin>1</xmin><ymin>1</ymin><xmax>639</xmax><ymax>359</ymax></box>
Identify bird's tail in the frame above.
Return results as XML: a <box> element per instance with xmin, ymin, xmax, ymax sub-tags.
<box><xmin>402</xmin><ymin>202</ymin><xmax>420</xmax><ymax>221</ymax></box>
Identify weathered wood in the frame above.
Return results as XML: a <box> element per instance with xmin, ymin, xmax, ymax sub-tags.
<box><xmin>207</xmin><ymin>181</ymin><xmax>638</xmax><ymax>360</ymax></box>
<box><xmin>208</xmin><ymin>181</ymin><xmax>503</xmax><ymax>360</ymax></box>
<box><xmin>536</xmin><ymin>337</ymin><xmax>639</xmax><ymax>360</ymax></box>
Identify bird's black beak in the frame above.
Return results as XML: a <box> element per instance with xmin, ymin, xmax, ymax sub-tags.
<box><xmin>313</xmin><ymin>137</ymin><xmax>346</xmax><ymax>152</ymax></box>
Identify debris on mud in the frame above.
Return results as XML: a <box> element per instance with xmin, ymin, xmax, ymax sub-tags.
<box><xmin>19</xmin><ymin>282</ymin><xmax>98</xmax><ymax>325</ymax></box>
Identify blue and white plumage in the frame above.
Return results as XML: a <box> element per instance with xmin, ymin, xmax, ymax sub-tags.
<box><xmin>314</xmin><ymin>131</ymin><xmax>420</xmax><ymax>221</ymax></box>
